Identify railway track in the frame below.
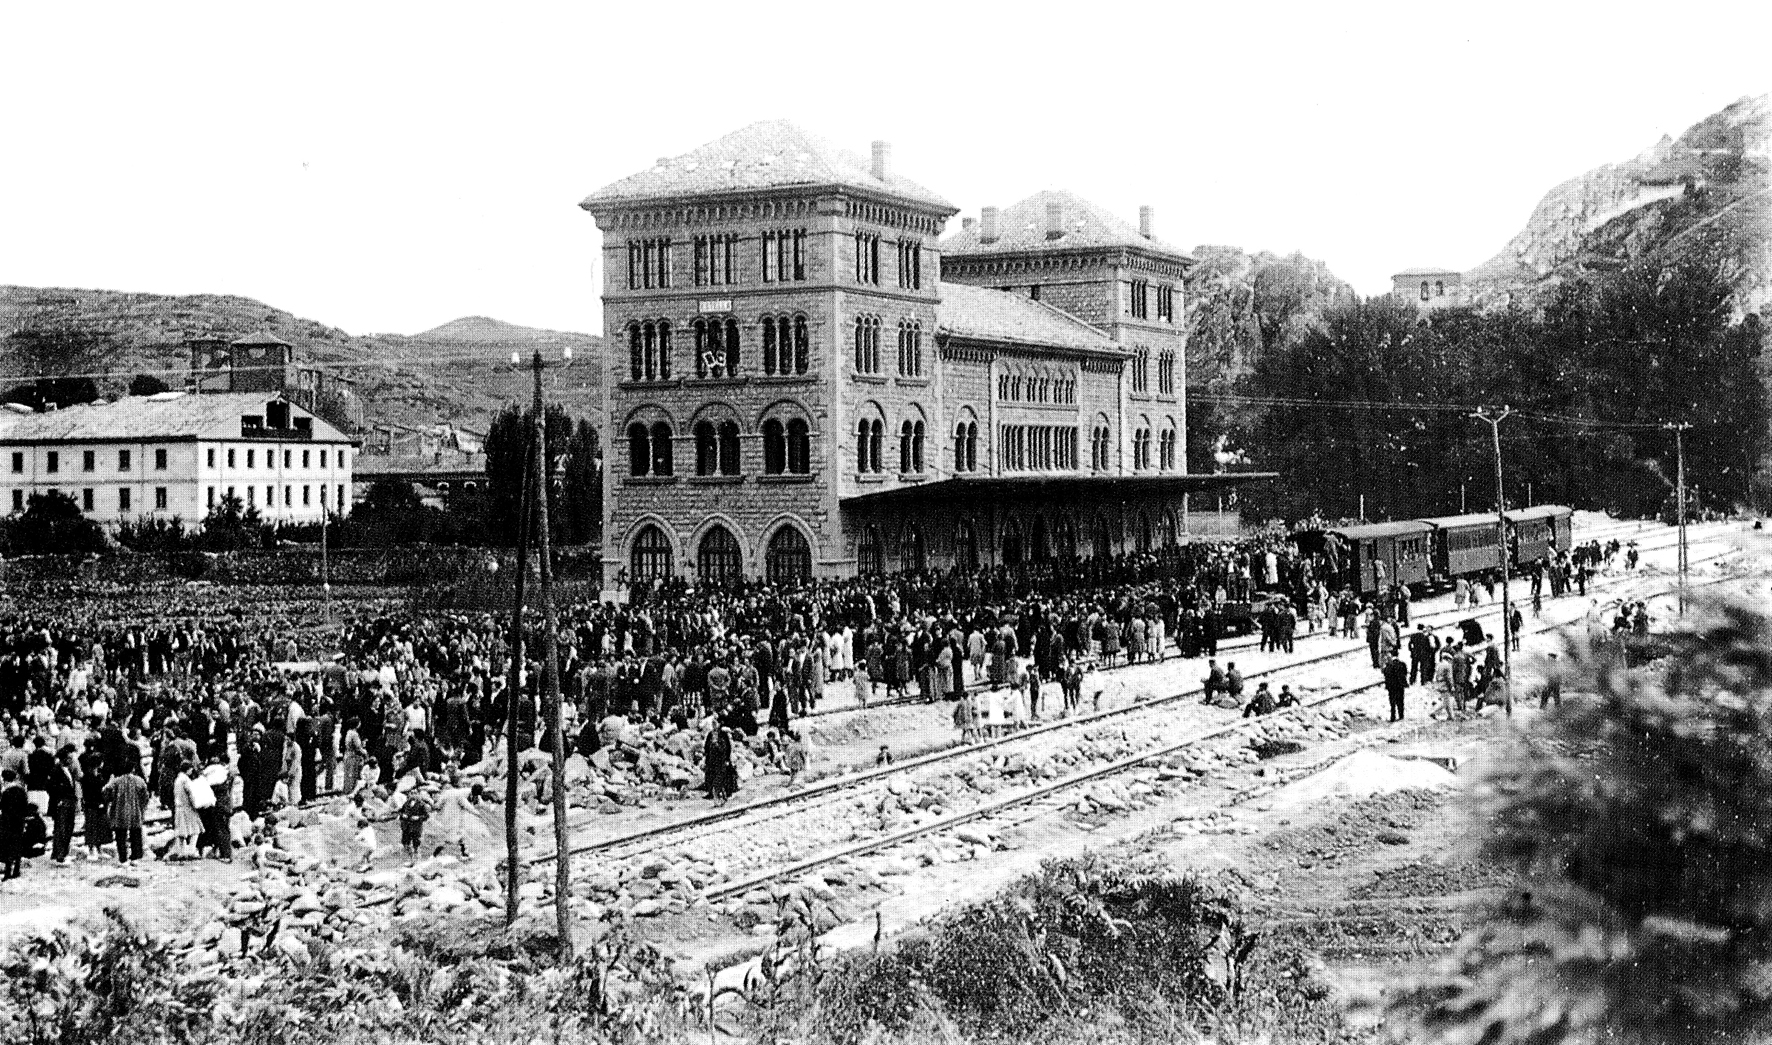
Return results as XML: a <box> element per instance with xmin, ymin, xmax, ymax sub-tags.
<box><xmin>699</xmin><ymin>567</ymin><xmax>1754</xmax><ymax>903</ymax></box>
<box><xmin>514</xmin><ymin>540</ymin><xmax>1738</xmax><ymax>887</ymax></box>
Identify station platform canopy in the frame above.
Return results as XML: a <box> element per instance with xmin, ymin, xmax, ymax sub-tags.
<box><xmin>840</xmin><ymin>471</ymin><xmax>1274</xmax><ymax>509</ymax></box>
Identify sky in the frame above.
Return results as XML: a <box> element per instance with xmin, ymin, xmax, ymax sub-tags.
<box><xmin>2</xmin><ymin>1</ymin><xmax>1767</xmax><ymax>337</ymax></box>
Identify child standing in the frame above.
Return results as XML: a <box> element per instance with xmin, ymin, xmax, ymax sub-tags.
<box><xmin>398</xmin><ymin>790</ymin><xmax>431</xmax><ymax>862</ymax></box>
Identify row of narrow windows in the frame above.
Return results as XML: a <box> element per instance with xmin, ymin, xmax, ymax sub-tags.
<box><xmin>853</xmin><ymin>316</ymin><xmax>923</xmax><ymax>376</ymax></box>
<box><xmin>1127</xmin><ymin>280</ymin><xmax>1177</xmax><ymax>322</ymax></box>
<box><xmin>10</xmin><ymin>484</ymin><xmax>342</xmax><ymax>515</ymax></box>
<box><xmin>1129</xmin><ymin>427</ymin><xmax>1179</xmax><ymax>470</ymax></box>
<box><xmin>999</xmin><ymin>425</ymin><xmax>1078</xmax><ymax>472</ymax></box>
<box><xmin>853</xmin><ymin>419</ymin><xmax>928</xmax><ymax>475</ymax></box>
<box><xmin>1130</xmin><ymin>348</ymin><xmax>1178</xmax><ymax>395</ymax></box>
<box><xmin>626</xmin><ymin>314</ymin><xmax>812</xmax><ymax>382</ymax></box>
<box><xmin>996</xmin><ymin>372</ymin><xmax>1076</xmax><ymax>404</ymax></box>
<box><xmin>626</xmin><ymin>420</ymin><xmax>811</xmax><ymax>478</ymax></box>
<box><xmin>14</xmin><ymin>447</ymin><xmax>339</xmax><ymax>474</ymax></box>
<box><xmin>627</xmin><ymin>229</ymin><xmax>925</xmax><ymax>290</ymax></box>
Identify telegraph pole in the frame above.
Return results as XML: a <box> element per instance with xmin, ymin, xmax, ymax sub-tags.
<box><xmin>529</xmin><ymin>349</ymin><xmax>574</xmax><ymax>962</ymax></box>
<box><xmin>1664</xmin><ymin>422</ymin><xmax>1691</xmax><ymax>615</ymax></box>
<box><xmin>1473</xmin><ymin>406</ymin><xmax>1514</xmax><ymax>716</ymax></box>
<box><xmin>503</xmin><ymin>421</ymin><xmax>533</xmax><ymax>927</ymax></box>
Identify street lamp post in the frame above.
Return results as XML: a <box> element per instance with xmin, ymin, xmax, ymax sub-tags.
<box><xmin>1472</xmin><ymin>406</ymin><xmax>1514</xmax><ymax>716</ymax></box>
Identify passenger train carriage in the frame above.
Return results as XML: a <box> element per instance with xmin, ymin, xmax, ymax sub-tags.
<box><xmin>1293</xmin><ymin>505</ymin><xmax>1573</xmax><ymax>596</ymax></box>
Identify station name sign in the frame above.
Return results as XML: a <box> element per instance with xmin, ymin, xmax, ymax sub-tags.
<box><xmin>698</xmin><ymin>300</ymin><xmax>732</xmax><ymax>314</ymax></box>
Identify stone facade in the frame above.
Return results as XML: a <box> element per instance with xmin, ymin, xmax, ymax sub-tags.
<box><xmin>582</xmin><ymin>122</ymin><xmax>1233</xmax><ymax>589</ymax></box>
<box><xmin>1392</xmin><ymin>268</ymin><xmax>1464</xmax><ymax>309</ymax></box>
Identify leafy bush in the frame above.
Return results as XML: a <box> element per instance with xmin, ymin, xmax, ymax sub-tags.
<box><xmin>0</xmin><ymin>489</ymin><xmax>108</xmax><ymax>555</ymax></box>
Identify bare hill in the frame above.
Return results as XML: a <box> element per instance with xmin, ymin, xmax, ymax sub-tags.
<box><xmin>1466</xmin><ymin>94</ymin><xmax>1771</xmax><ymax>315</ymax></box>
<box><xmin>0</xmin><ymin>287</ymin><xmax>604</xmax><ymax>435</ymax></box>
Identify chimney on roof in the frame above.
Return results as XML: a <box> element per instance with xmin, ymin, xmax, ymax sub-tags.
<box><xmin>1045</xmin><ymin>200</ymin><xmax>1065</xmax><ymax>240</ymax></box>
<box><xmin>871</xmin><ymin>140</ymin><xmax>891</xmax><ymax>181</ymax></box>
<box><xmin>980</xmin><ymin>206</ymin><xmax>1001</xmax><ymax>244</ymax></box>
<box><xmin>962</xmin><ymin>216</ymin><xmax>977</xmax><ymax>233</ymax></box>
<box><xmin>1139</xmin><ymin>205</ymin><xmax>1154</xmax><ymax>239</ymax></box>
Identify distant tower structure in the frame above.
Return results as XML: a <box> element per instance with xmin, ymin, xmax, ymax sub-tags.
<box><xmin>1392</xmin><ymin>268</ymin><xmax>1463</xmax><ymax>309</ymax></box>
<box><xmin>183</xmin><ymin>331</ymin><xmax>362</xmax><ymax>434</ymax></box>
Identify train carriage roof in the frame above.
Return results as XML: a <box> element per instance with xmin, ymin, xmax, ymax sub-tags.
<box><xmin>1503</xmin><ymin>505</ymin><xmax>1574</xmax><ymax>523</ymax></box>
<box><xmin>1420</xmin><ymin>513</ymin><xmax>1503</xmax><ymax>530</ymax></box>
<box><xmin>1325</xmin><ymin>520</ymin><xmax>1434</xmax><ymax>540</ymax></box>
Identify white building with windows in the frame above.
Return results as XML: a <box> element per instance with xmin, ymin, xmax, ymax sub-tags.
<box><xmin>0</xmin><ymin>392</ymin><xmax>355</xmax><ymax>526</ymax></box>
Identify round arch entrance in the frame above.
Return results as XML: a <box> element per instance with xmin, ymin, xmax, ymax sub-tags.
<box><xmin>697</xmin><ymin>525</ymin><xmax>744</xmax><ymax>586</ymax></box>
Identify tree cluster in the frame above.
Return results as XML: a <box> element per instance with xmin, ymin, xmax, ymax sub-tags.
<box><xmin>1225</xmin><ymin>251</ymin><xmax>1769</xmax><ymax>521</ymax></box>
<box><xmin>480</xmin><ymin>403</ymin><xmax>601</xmax><ymax>547</ymax></box>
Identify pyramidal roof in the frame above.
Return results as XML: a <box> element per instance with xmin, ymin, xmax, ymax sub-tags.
<box><xmin>942</xmin><ymin>189</ymin><xmax>1188</xmax><ymax>259</ymax></box>
<box><xmin>581</xmin><ymin>120</ymin><xmax>955</xmax><ymax>212</ymax></box>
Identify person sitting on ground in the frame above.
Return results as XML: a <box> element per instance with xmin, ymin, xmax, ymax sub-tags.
<box><xmin>1275</xmin><ymin>684</ymin><xmax>1299</xmax><ymax>710</ymax></box>
<box><xmin>1242</xmin><ymin>682</ymin><xmax>1277</xmax><ymax>718</ymax></box>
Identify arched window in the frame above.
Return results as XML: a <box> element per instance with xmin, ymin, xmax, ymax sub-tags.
<box><xmin>858</xmin><ymin>525</ymin><xmax>884</xmax><ymax>575</ymax></box>
<box><xmin>901</xmin><ymin>524</ymin><xmax>927</xmax><ymax>572</ymax></box>
<box><xmin>631</xmin><ymin>525</ymin><xmax>674</xmax><ymax>581</ymax></box>
<box><xmin>954</xmin><ymin>424</ymin><xmax>967</xmax><ymax>473</ymax></box>
<box><xmin>718</xmin><ymin>420</ymin><xmax>740</xmax><ymax>475</ymax></box>
<box><xmin>792</xmin><ymin>315</ymin><xmax>809</xmax><ymax>374</ymax></box>
<box><xmin>912</xmin><ymin>420</ymin><xmax>925</xmax><ymax>473</ymax></box>
<box><xmin>649</xmin><ymin>421</ymin><xmax>674</xmax><ymax>476</ymax></box>
<box><xmin>853</xmin><ymin>315</ymin><xmax>882</xmax><ymax>374</ymax></box>
<box><xmin>762</xmin><ymin>317</ymin><xmax>779</xmax><ymax>376</ymax></box>
<box><xmin>695</xmin><ymin>421</ymin><xmax>718</xmax><ymax>476</ymax></box>
<box><xmin>1420</xmin><ymin>281</ymin><xmax>1430</xmax><ymax>301</ymax></box>
<box><xmin>786</xmin><ymin>418</ymin><xmax>810</xmax><ymax>474</ymax></box>
<box><xmin>723</xmin><ymin>318</ymin><xmax>740</xmax><ymax>376</ymax></box>
<box><xmin>627</xmin><ymin>422</ymin><xmax>650</xmax><ymax>476</ymax></box>
<box><xmin>1133</xmin><ymin>348</ymin><xmax>1150</xmax><ymax>393</ymax></box>
<box><xmin>856</xmin><ymin>419</ymin><xmax>870</xmax><ymax>473</ymax></box>
<box><xmin>694</xmin><ymin>318</ymin><xmax>737</xmax><ymax>377</ymax></box>
<box><xmin>763</xmin><ymin>418</ymin><xmax>786</xmax><ymax>474</ymax></box>
<box><xmin>1435</xmin><ymin>280</ymin><xmax>1445</xmax><ymax>297</ymax></box>
<box><xmin>656</xmin><ymin>320</ymin><xmax>671</xmax><ymax>379</ymax></box>
<box><xmin>765</xmin><ymin>526</ymin><xmax>812</xmax><ymax>585</ymax></box>
<box><xmin>897</xmin><ymin>320</ymin><xmax>922</xmax><ymax>377</ymax></box>
<box><xmin>899</xmin><ymin>421</ymin><xmax>914</xmax><ymax>474</ymax></box>
<box><xmin>870</xmin><ymin>419</ymin><xmax>883</xmax><ymax>473</ymax></box>
<box><xmin>965</xmin><ymin>423</ymin><xmax>977</xmax><ymax>472</ymax></box>
<box><xmin>954</xmin><ymin>520</ymin><xmax>979</xmax><ymax>571</ymax></box>
<box><xmin>628</xmin><ymin>323</ymin><xmax>643</xmax><ymax>381</ymax></box>
<box><xmin>697</xmin><ymin>525</ymin><xmax>744</xmax><ymax>586</ymax></box>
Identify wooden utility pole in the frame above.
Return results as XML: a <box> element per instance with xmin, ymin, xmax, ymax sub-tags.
<box><xmin>529</xmin><ymin>350</ymin><xmax>574</xmax><ymax>962</ymax></box>
<box><xmin>503</xmin><ymin>425</ymin><xmax>534</xmax><ymax>926</ymax></box>
<box><xmin>1473</xmin><ymin>406</ymin><xmax>1514</xmax><ymax>716</ymax></box>
<box><xmin>1664</xmin><ymin>422</ymin><xmax>1691</xmax><ymax>615</ymax></box>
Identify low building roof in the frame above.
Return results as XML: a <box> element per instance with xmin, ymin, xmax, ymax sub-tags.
<box><xmin>231</xmin><ymin>331</ymin><xmax>293</xmax><ymax>347</ymax></box>
<box><xmin>1392</xmin><ymin>267</ymin><xmax>1461</xmax><ymax>278</ymax></box>
<box><xmin>935</xmin><ymin>282</ymin><xmax>1126</xmax><ymax>357</ymax></box>
<box><xmin>1326</xmin><ymin>520</ymin><xmax>1434</xmax><ymax>539</ymax></box>
<box><xmin>0</xmin><ymin>393</ymin><xmax>354</xmax><ymax>444</ymax></box>
<box><xmin>581</xmin><ymin>120</ymin><xmax>955</xmax><ymax>212</ymax></box>
<box><xmin>942</xmin><ymin>190</ymin><xmax>1190</xmax><ymax>261</ymax></box>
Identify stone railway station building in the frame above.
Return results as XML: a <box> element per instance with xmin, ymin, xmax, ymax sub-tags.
<box><xmin>581</xmin><ymin>121</ymin><xmax>1263</xmax><ymax>587</ymax></box>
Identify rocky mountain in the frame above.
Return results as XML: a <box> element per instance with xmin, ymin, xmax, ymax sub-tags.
<box><xmin>0</xmin><ymin>287</ymin><xmax>604</xmax><ymax>435</ymax></box>
<box><xmin>1184</xmin><ymin>246</ymin><xmax>1356</xmax><ymax>386</ymax></box>
<box><xmin>1466</xmin><ymin>93</ymin><xmax>1771</xmax><ymax>315</ymax></box>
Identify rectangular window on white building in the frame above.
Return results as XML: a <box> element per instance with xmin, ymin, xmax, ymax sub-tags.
<box><xmin>284</xmin><ymin>485</ymin><xmax>292</xmax><ymax>506</ymax></box>
<box><xmin>10</xmin><ymin>490</ymin><xmax>21</xmax><ymax>511</ymax></box>
<box><xmin>82</xmin><ymin>489</ymin><xmax>93</xmax><ymax>511</ymax></box>
<box><xmin>8</xmin><ymin>452</ymin><xmax>19</xmax><ymax>474</ymax></box>
<box><xmin>320</xmin><ymin>450</ymin><xmax>328</xmax><ymax>468</ymax></box>
<box><xmin>247</xmin><ymin>487</ymin><xmax>255</xmax><ymax>505</ymax></box>
<box><xmin>227</xmin><ymin>448</ymin><xmax>236</xmax><ymax>468</ymax></box>
<box><xmin>284</xmin><ymin>450</ymin><xmax>292</xmax><ymax>468</ymax></box>
<box><xmin>83</xmin><ymin>450</ymin><xmax>95</xmax><ymax>472</ymax></box>
<box><xmin>45</xmin><ymin>451</ymin><xmax>58</xmax><ymax>474</ymax></box>
<box><xmin>302</xmin><ymin>450</ymin><xmax>311</xmax><ymax>468</ymax></box>
<box><xmin>247</xmin><ymin>449</ymin><xmax>255</xmax><ymax>468</ymax></box>
<box><xmin>155</xmin><ymin>448</ymin><xmax>167</xmax><ymax>470</ymax></box>
<box><xmin>336</xmin><ymin>484</ymin><xmax>343</xmax><ymax>508</ymax></box>
<box><xmin>302</xmin><ymin>485</ymin><xmax>310</xmax><ymax>505</ymax></box>
<box><xmin>207</xmin><ymin>448</ymin><xmax>216</xmax><ymax>468</ymax></box>
<box><xmin>155</xmin><ymin>487</ymin><xmax>167</xmax><ymax>510</ymax></box>
<box><xmin>119</xmin><ymin>488</ymin><xmax>131</xmax><ymax>512</ymax></box>
<box><xmin>207</xmin><ymin>487</ymin><xmax>216</xmax><ymax>508</ymax></box>
<box><xmin>119</xmin><ymin>449</ymin><xmax>131</xmax><ymax>471</ymax></box>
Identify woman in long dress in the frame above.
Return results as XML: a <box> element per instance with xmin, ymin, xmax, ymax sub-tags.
<box><xmin>342</xmin><ymin>720</ymin><xmax>365</xmax><ymax>793</ymax></box>
<box><xmin>982</xmin><ymin>685</ymin><xmax>1006</xmax><ymax>739</ymax></box>
<box><xmin>934</xmin><ymin>643</ymin><xmax>954</xmax><ymax>703</ymax></box>
<box><xmin>172</xmin><ymin>765</ymin><xmax>201</xmax><ymax>859</ymax></box>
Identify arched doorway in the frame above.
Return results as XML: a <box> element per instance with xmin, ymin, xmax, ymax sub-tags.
<box><xmin>697</xmin><ymin>525</ymin><xmax>744</xmax><ymax>586</ymax></box>
<box><xmin>1052</xmin><ymin>517</ymin><xmax>1077</xmax><ymax>560</ymax></box>
<box><xmin>1091</xmin><ymin>515</ymin><xmax>1112</xmax><ymax>560</ymax></box>
<box><xmin>765</xmin><ymin>526</ymin><xmax>813</xmax><ymax>585</ymax></box>
<box><xmin>954</xmin><ymin>520</ymin><xmax>979</xmax><ymax>572</ymax></box>
<box><xmin>857</xmin><ymin>525</ymin><xmax>884</xmax><ymax>575</ymax></box>
<box><xmin>1002</xmin><ymin>520</ymin><xmax>1024</xmax><ymax>567</ymax></box>
<box><xmin>901</xmin><ymin>524</ymin><xmax>927</xmax><ymax>573</ymax></box>
<box><xmin>631</xmin><ymin>525</ymin><xmax>674</xmax><ymax>582</ymax></box>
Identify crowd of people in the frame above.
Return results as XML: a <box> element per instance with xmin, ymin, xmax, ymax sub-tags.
<box><xmin>0</xmin><ymin>527</ymin><xmax>1628</xmax><ymax>880</ymax></box>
